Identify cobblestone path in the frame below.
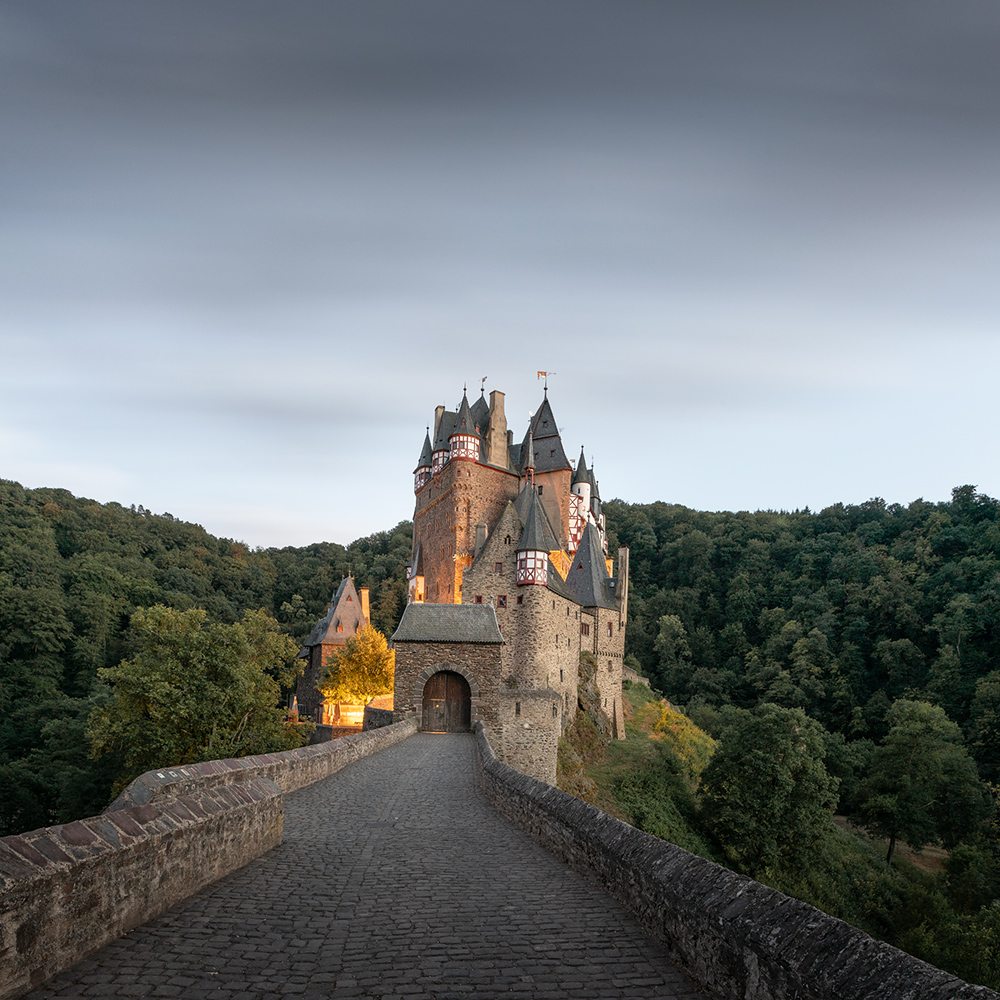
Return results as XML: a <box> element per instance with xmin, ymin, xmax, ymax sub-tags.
<box><xmin>27</xmin><ymin>734</ymin><xmax>701</xmax><ymax>1000</ymax></box>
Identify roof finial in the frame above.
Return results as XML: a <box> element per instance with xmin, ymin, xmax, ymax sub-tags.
<box><xmin>536</xmin><ymin>370</ymin><xmax>556</xmax><ymax>396</ymax></box>
<box><xmin>480</xmin><ymin>375</ymin><xmax>487</xmax><ymax>395</ymax></box>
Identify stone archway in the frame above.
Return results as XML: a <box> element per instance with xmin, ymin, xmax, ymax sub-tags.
<box><xmin>421</xmin><ymin>670</ymin><xmax>472</xmax><ymax>732</ymax></box>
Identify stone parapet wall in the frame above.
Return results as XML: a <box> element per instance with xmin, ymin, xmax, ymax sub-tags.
<box><xmin>1</xmin><ymin>720</ymin><xmax>418</xmax><ymax>1000</ymax></box>
<box><xmin>107</xmin><ymin>717</ymin><xmax>418</xmax><ymax>810</ymax></box>
<box><xmin>0</xmin><ymin>778</ymin><xmax>283</xmax><ymax>1000</ymax></box>
<box><xmin>362</xmin><ymin>706</ymin><xmax>395</xmax><ymax>730</ymax></box>
<box><xmin>473</xmin><ymin>721</ymin><xmax>997</xmax><ymax>1000</ymax></box>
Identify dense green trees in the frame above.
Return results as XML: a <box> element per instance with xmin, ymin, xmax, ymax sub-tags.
<box><xmin>0</xmin><ymin>478</ymin><xmax>412</xmax><ymax>834</ymax></box>
<box><xmin>87</xmin><ymin>606</ymin><xmax>308</xmax><ymax>793</ymax></box>
<box><xmin>606</xmin><ymin>485</ymin><xmax>1000</xmax><ymax>780</ymax></box>
<box><xmin>856</xmin><ymin>700</ymin><xmax>990</xmax><ymax>863</ymax></box>
<box><xmin>700</xmin><ymin>704</ymin><xmax>839</xmax><ymax>876</ymax></box>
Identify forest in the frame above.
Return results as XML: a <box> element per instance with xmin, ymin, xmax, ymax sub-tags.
<box><xmin>3</xmin><ymin>476</ymin><xmax>1000</xmax><ymax>983</ymax></box>
<box><xmin>0</xmin><ymin>478</ymin><xmax>411</xmax><ymax>834</ymax></box>
<box><xmin>592</xmin><ymin>486</ymin><xmax>1000</xmax><ymax>987</ymax></box>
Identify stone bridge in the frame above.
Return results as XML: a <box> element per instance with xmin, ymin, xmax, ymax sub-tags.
<box><xmin>1</xmin><ymin>723</ymin><xmax>995</xmax><ymax>1000</ymax></box>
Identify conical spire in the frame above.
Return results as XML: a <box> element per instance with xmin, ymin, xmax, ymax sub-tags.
<box><xmin>451</xmin><ymin>392</ymin><xmax>479</xmax><ymax>439</ymax></box>
<box><xmin>516</xmin><ymin>489</ymin><xmax>550</xmax><ymax>553</ymax></box>
<box><xmin>565</xmin><ymin>522</ymin><xmax>615</xmax><ymax>609</ymax></box>
<box><xmin>415</xmin><ymin>430</ymin><xmax>432</xmax><ymax>471</ymax></box>
<box><xmin>572</xmin><ymin>447</ymin><xmax>589</xmax><ymax>485</ymax></box>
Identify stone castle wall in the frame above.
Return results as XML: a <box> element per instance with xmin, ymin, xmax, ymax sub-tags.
<box><xmin>392</xmin><ymin>640</ymin><xmax>503</xmax><ymax>730</ymax></box>
<box><xmin>473</xmin><ymin>722</ymin><xmax>995</xmax><ymax>1000</ymax></box>
<box><xmin>413</xmin><ymin>460</ymin><xmax>519</xmax><ymax>604</ymax></box>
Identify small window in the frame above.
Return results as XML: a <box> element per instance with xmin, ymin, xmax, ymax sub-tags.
<box><xmin>495</xmin><ymin>561</ymin><xmax>503</xmax><ymax>573</ymax></box>
<box><xmin>552</xmin><ymin>600</ymin><xmax>555</xmax><ymax>610</ymax></box>
<box><xmin>497</xmin><ymin>595</ymin><xmax>506</xmax><ymax>608</ymax></box>
<box><xmin>474</xmin><ymin>595</ymin><xmax>483</xmax><ymax>604</ymax></box>
<box><xmin>566</xmin><ymin>606</ymin><xmax>569</xmax><ymax>616</ymax></box>
<box><xmin>607</xmin><ymin>622</ymin><xmax>613</xmax><ymax>638</ymax></box>
<box><xmin>608</xmin><ymin>661</ymin><xmax>613</xmax><ymax>671</ymax></box>
<box><xmin>336</xmin><ymin>625</ymin><xmax>344</xmax><ymax>633</ymax></box>
<box><xmin>555</xmin><ymin>634</ymin><xmax>559</xmax><ymax>644</ymax></box>
<box><xmin>515</xmin><ymin>701</ymin><xmax>521</xmax><ymax>717</ymax></box>
<box><xmin>559</xmin><ymin>669</ymin><xmax>564</xmax><ymax>683</ymax></box>
<box><xmin>517</xmin><ymin>595</ymin><xmax>523</xmax><ymax>605</ymax></box>
<box><xmin>538</xmin><ymin>485</ymin><xmax>544</xmax><ymax>495</ymax></box>
<box><xmin>552</xmin><ymin>705</ymin><xmax>558</xmax><ymax>717</ymax></box>
<box><xmin>346</xmin><ymin>595</ymin><xmax>352</xmax><ymax>602</ymax></box>
<box><xmin>504</xmin><ymin>535</ymin><xmax>511</xmax><ymax>545</ymax></box>
<box><xmin>581</xmin><ymin>623</ymin><xmax>590</xmax><ymax>636</ymax></box>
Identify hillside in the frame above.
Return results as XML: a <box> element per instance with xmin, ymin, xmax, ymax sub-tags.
<box><xmin>0</xmin><ymin>478</ymin><xmax>411</xmax><ymax>834</ymax></box>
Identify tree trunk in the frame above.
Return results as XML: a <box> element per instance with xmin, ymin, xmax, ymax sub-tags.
<box><xmin>886</xmin><ymin>834</ymin><xmax>896</xmax><ymax>865</ymax></box>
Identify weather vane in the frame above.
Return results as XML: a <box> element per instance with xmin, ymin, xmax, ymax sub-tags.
<box><xmin>480</xmin><ymin>376</ymin><xmax>488</xmax><ymax>394</ymax></box>
<box><xmin>536</xmin><ymin>370</ymin><xmax>556</xmax><ymax>392</ymax></box>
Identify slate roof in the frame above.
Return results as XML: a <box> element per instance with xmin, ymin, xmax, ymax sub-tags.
<box><xmin>471</xmin><ymin>392</ymin><xmax>490</xmax><ymax>435</ymax></box>
<box><xmin>432</xmin><ymin>410</ymin><xmax>456</xmax><ymax>452</ymax></box>
<box><xmin>513</xmin><ymin>482</ymin><xmax>560</xmax><ymax>552</ymax></box>
<box><xmin>519</xmin><ymin>395</ymin><xmax>571</xmax><ymax>474</ymax></box>
<box><xmin>391</xmin><ymin>603</ymin><xmax>505</xmax><ymax>644</ymax></box>
<box><xmin>299</xmin><ymin>577</ymin><xmax>368</xmax><ymax>655</ymax></box>
<box><xmin>451</xmin><ymin>393</ymin><xmax>479</xmax><ymax>438</ymax></box>
<box><xmin>414</xmin><ymin>431</ymin><xmax>433</xmax><ymax>471</ymax></box>
<box><xmin>565</xmin><ymin>522</ymin><xmax>617</xmax><ymax>609</ymax></box>
<box><xmin>572</xmin><ymin>447</ymin><xmax>589</xmax><ymax>486</ymax></box>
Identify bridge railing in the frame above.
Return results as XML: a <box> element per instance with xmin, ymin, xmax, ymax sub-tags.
<box><xmin>473</xmin><ymin>721</ymin><xmax>997</xmax><ymax>1000</ymax></box>
<box><xmin>0</xmin><ymin>718</ymin><xmax>417</xmax><ymax>1000</ymax></box>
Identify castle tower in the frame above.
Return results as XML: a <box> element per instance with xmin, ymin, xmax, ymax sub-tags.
<box><xmin>413</xmin><ymin>431</ymin><xmax>432</xmax><ymax>493</ymax></box>
<box><xmin>449</xmin><ymin>392</ymin><xmax>481</xmax><ymax>461</ymax></box>
<box><xmin>515</xmin><ymin>488</ymin><xmax>549</xmax><ymax>587</ymax></box>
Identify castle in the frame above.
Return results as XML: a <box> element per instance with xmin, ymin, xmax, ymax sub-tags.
<box><xmin>391</xmin><ymin>385</ymin><xmax>630</xmax><ymax>783</ymax></box>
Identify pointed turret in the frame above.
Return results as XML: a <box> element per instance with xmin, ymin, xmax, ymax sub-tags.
<box><xmin>413</xmin><ymin>430</ymin><xmax>433</xmax><ymax>492</ymax></box>
<box><xmin>522</xmin><ymin>429</ymin><xmax>535</xmax><ymax>478</ymax></box>
<box><xmin>519</xmin><ymin>395</ymin><xmax>571</xmax><ymax>474</ymax></box>
<box><xmin>449</xmin><ymin>391</ymin><xmax>481</xmax><ymax>461</ymax></box>
<box><xmin>565</xmin><ymin>522</ymin><xmax>616</xmax><ymax>609</ymax></box>
<box><xmin>571</xmin><ymin>447</ymin><xmax>589</xmax><ymax>485</ymax></box>
<box><xmin>431</xmin><ymin>407</ymin><xmax>455</xmax><ymax>474</ymax></box>
<box><xmin>515</xmin><ymin>488</ymin><xmax>549</xmax><ymax>587</ymax></box>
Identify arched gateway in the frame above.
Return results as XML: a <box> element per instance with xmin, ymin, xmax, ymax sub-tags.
<box><xmin>421</xmin><ymin>670</ymin><xmax>472</xmax><ymax>732</ymax></box>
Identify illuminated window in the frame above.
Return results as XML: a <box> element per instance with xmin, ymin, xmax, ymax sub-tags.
<box><xmin>337</xmin><ymin>625</ymin><xmax>343</xmax><ymax>633</ymax></box>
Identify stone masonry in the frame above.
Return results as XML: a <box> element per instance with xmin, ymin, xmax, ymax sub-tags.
<box><xmin>21</xmin><ymin>734</ymin><xmax>703</xmax><ymax>1000</ymax></box>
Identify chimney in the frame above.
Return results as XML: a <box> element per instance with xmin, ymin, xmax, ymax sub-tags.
<box><xmin>474</xmin><ymin>522</ymin><xmax>488</xmax><ymax>557</ymax></box>
<box><xmin>360</xmin><ymin>587</ymin><xmax>371</xmax><ymax>623</ymax></box>
<box><xmin>433</xmin><ymin>405</ymin><xmax>445</xmax><ymax>440</ymax></box>
<box><xmin>616</xmin><ymin>547</ymin><xmax>629</xmax><ymax>624</ymax></box>
<box><xmin>486</xmin><ymin>390</ymin><xmax>508</xmax><ymax>467</ymax></box>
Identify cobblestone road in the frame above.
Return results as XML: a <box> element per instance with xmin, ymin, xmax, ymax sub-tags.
<box><xmin>27</xmin><ymin>734</ymin><xmax>701</xmax><ymax>1000</ymax></box>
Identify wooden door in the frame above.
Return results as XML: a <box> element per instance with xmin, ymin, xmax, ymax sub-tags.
<box><xmin>421</xmin><ymin>671</ymin><xmax>471</xmax><ymax>732</ymax></box>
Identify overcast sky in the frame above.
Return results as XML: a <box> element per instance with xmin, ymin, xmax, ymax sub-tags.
<box><xmin>2</xmin><ymin>1</ymin><xmax>999</xmax><ymax>548</ymax></box>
